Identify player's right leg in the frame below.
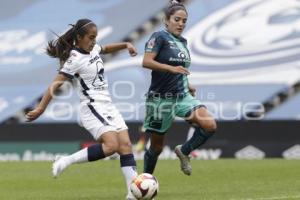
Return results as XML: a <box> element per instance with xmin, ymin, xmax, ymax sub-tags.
<box><xmin>52</xmin><ymin>131</ymin><xmax>119</xmax><ymax>177</ymax></box>
<box><xmin>116</xmin><ymin>130</ymin><xmax>138</xmax><ymax>200</ymax></box>
<box><xmin>143</xmin><ymin>97</ymin><xmax>175</xmax><ymax>174</ymax></box>
<box><xmin>143</xmin><ymin>133</ymin><xmax>165</xmax><ymax>174</ymax></box>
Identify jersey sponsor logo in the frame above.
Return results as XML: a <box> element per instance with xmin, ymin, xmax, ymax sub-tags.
<box><xmin>169</xmin><ymin>51</ymin><xmax>191</xmax><ymax>63</ymax></box>
<box><xmin>169</xmin><ymin>57</ymin><xmax>191</xmax><ymax>63</ymax></box>
<box><xmin>89</xmin><ymin>55</ymin><xmax>100</xmax><ymax>65</ymax></box>
<box><xmin>178</xmin><ymin>52</ymin><xmax>186</xmax><ymax>59</ymax></box>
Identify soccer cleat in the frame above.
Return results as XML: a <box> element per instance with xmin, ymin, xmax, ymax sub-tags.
<box><xmin>52</xmin><ymin>156</ymin><xmax>71</xmax><ymax>178</ymax></box>
<box><xmin>175</xmin><ymin>145</ymin><xmax>192</xmax><ymax>176</ymax></box>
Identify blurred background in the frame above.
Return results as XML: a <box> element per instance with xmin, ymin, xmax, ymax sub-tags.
<box><xmin>1</xmin><ymin>0</ymin><xmax>300</xmax><ymax>161</ymax></box>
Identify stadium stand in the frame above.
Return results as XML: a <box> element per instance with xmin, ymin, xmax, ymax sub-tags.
<box><xmin>265</xmin><ymin>81</ymin><xmax>300</xmax><ymax>119</ymax></box>
<box><xmin>95</xmin><ymin>0</ymin><xmax>300</xmax><ymax>121</ymax></box>
<box><xmin>0</xmin><ymin>0</ymin><xmax>169</xmax><ymax>123</ymax></box>
<box><xmin>1</xmin><ymin>0</ymin><xmax>300</xmax><ymax>123</ymax></box>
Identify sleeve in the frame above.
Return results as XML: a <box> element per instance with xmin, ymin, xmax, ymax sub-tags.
<box><xmin>59</xmin><ymin>53</ymin><xmax>80</xmax><ymax>79</ymax></box>
<box><xmin>145</xmin><ymin>32</ymin><xmax>164</xmax><ymax>53</ymax></box>
<box><xmin>93</xmin><ymin>44</ymin><xmax>102</xmax><ymax>53</ymax></box>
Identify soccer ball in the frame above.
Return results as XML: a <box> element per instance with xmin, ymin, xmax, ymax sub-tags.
<box><xmin>130</xmin><ymin>173</ymin><xmax>159</xmax><ymax>200</ymax></box>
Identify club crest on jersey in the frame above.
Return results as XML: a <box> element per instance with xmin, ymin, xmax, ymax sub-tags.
<box><xmin>147</xmin><ymin>38</ymin><xmax>156</xmax><ymax>49</ymax></box>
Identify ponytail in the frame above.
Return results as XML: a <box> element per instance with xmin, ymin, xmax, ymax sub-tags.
<box><xmin>46</xmin><ymin>18</ymin><xmax>96</xmax><ymax>67</ymax></box>
<box><xmin>46</xmin><ymin>27</ymin><xmax>75</xmax><ymax>66</ymax></box>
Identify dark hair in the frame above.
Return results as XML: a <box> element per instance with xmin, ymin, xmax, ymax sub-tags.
<box><xmin>46</xmin><ymin>18</ymin><xmax>96</xmax><ymax>65</ymax></box>
<box><xmin>165</xmin><ymin>0</ymin><xmax>187</xmax><ymax>20</ymax></box>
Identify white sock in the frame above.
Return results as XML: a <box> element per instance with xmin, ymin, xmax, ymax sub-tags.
<box><xmin>66</xmin><ymin>148</ymin><xmax>88</xmax><ymax>164</ymax></box>
<box><xmin>122</xmin><ymin>166</ymin><xmax>138</xmax><ymax>194</ymax></box>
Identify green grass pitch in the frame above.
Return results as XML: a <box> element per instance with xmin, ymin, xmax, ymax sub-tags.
<box><xmin>0</xmin><ymin>159</ymin><xmax>299</xmax><ymax>200</ymax></box>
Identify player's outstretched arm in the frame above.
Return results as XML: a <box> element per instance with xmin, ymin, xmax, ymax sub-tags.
<box><xmin>26</xmin><ymin>74</ymin><xmax>68</xmax><ymax>122</ymax></box>
<box><xmin>101</xmin><ymin>42</ymin><xmax>137</xmax><ymax>56</ymax></box>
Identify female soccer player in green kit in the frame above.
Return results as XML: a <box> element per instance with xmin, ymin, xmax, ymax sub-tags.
<box><xmin>142</xmin><ymin>0</ymin><xmax>217</xmax><ymax>176</ymax></box>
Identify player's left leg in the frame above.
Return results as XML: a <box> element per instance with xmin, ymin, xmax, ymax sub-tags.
<box><xmin>182</xmin><ymin>106</ymin><xmax>217</xmax><ymax>155</ymax></box>
<box><xmin>116</xmin><ymin>130</ymin><xmax>138</xmax><ymax>200</ymax></box>
<box><xmin>175</xmin><ymin>94</ymin><xmax>217</xmax><ymax>175</ymax></box>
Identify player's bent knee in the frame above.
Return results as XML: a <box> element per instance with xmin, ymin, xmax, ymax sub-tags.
<box><xmin>201</xmin><ymin>120</ymin><xmax>217</xmax><ymax>134</ymax></box>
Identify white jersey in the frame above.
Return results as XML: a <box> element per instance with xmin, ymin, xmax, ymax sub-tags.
<box><xmin>60</xmin><ymin>44</ymin><xmax>111</xmax><ymax>102</ymax></box>
<box><xmin>60</xmin><ymin>44</ymin><xmax>127</xmax><ymax>139</ymax></box>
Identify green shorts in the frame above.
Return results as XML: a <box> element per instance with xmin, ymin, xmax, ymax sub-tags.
<box><xmin>143</xmin><ymin>93</ymin><xmax>205</xmax><ymax>134</ymax></box>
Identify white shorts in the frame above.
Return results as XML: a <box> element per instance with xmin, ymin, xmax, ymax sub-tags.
<box><xmin>80</xmin><ymin>102</ymin><xmax>128</xmax><ymax>140</ymax></box>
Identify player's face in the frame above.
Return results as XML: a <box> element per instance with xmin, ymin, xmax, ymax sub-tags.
<box><xmin>77</xmin><ymin>26</ymin><xmax>97</xmax><ymax>52</ymax></box>
<box><xmin>166</xmin><ymin>10</ymin><xmax>188</xmax><ymax>36</ymax></box>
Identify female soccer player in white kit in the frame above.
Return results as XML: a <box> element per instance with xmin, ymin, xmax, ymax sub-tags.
<box><xmin>26</xmin><ymin>18</ymin><xmax>138</xmax><ymax>200</ymax></box>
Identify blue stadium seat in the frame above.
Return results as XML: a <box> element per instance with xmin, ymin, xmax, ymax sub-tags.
<box><xmin>0</xmin><ymin>0</ymin><xmax>168</xmax><ymax>123</ymax></box>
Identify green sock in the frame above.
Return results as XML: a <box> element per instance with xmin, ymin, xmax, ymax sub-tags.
<box><xmin>181</xmin><ymin>127</ymin><xmax>213</xmax><ymax>156</ymax></box>
<box><xmin>144</xmin><ymin>148</ymin><xmax>159</xmax><ymax>174</ymax></box>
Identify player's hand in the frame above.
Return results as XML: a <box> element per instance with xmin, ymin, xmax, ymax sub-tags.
<box><xmin>189</xmin><ymin>85</ymin><xmax>196</xmax><ymax>97</ymax></box>
<box><xmin>168</xmin><ymin>66</ymin><xmax>190</xmax><ymax>75</ymax></box>
<box><xmin>126</xmin><ymin>42</ymin><xmax>138</xmax><ymax>57</ymax></box>
<box><xmin>25</xmin><ymin>107</ymin><xmax>44</xmax><ymax>122</ymax></box>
